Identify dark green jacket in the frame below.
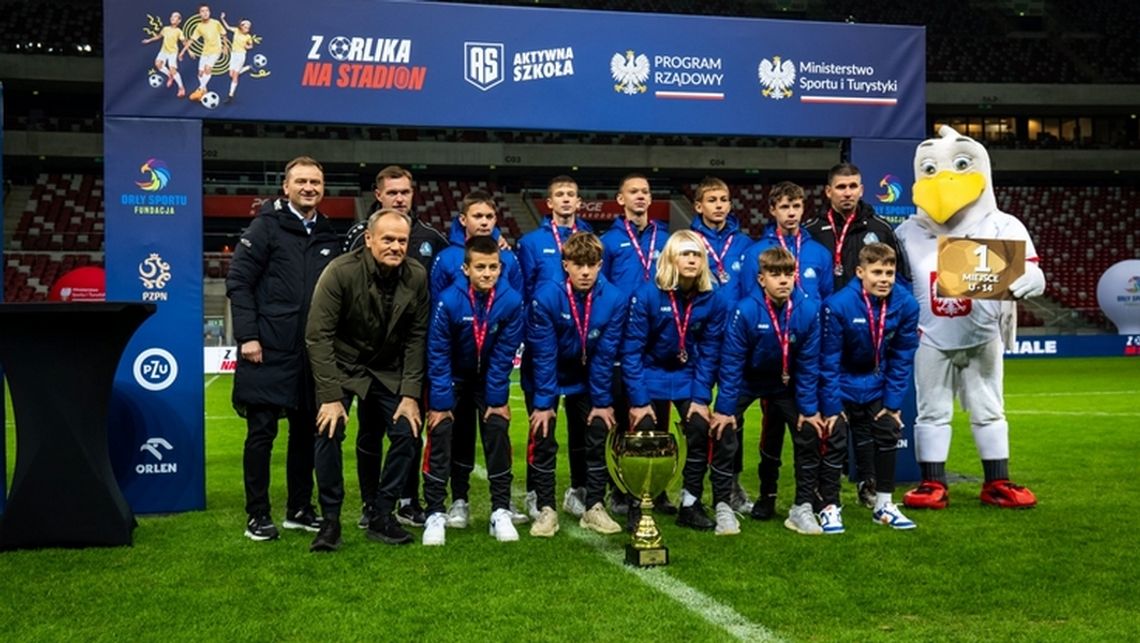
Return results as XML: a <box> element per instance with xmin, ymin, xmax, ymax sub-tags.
<box><xmin>306</xmin><ymin>247</ymin><xmax>429</xmax><ymax>404</ymax></box>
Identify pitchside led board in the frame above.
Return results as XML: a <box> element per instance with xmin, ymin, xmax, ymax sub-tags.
<box><xmin>101</xmin><ymin>0</ymin><xmax>927</xmax><ymax>513</ymax></box>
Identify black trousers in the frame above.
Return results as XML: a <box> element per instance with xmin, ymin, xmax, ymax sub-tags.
<box><xmin>650</xmin><ymin>399</ymin><xmax>737</xmax><ymax>507</ymax></box>
<box><xmin>422</xmin><ymin>380</ymin><xmax>514</xmax><ymax>515</ymax></box>
<box><xmin>242</xmin><ymin>404</ymin><xmax>317</xmax><ymax>518</ymax></box>
<box><xmin>316</xmin><ymin>383</ymin><xmax>417</xmax><ymax>520</ymax></box>
<box><xmin>527</xmin><ymin>393</ymin><xmax>610</xmax><ymax>510</ymax></box>
<box><xmin>844</xmin><ymin>399</ymin><xmax>901</xmax><ymax>494</ymax></box>
<box><xmin>357</xmin><ymin>393</ymin><xmax>422</xmax><ymax>509</ymax></box>
<box><xmin>525</xmin><ymin>390</ymin><xmax>587</xmax><ymax>494</ymax></box>
<box><xmin>791</xmin><ymin>413</ymin><xmax>848</xmax><ymax>509</ymax></box>
<box><xmin>733</xmin><ymin>392</ymin><xmax>797</xmax><ymax>500</ymax></box>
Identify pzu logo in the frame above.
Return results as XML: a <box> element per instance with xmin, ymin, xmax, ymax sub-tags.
<box><xmin>133</xmin><ymin>348</ymin><xmax>179</xmax><ymax>391</ymax></box>
<box><xmin>464</xmin><ymin>42</ymin><xmax>504</xmax><ymax>91</ymax></box>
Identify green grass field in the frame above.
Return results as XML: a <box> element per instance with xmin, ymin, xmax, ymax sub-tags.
<box><xmin>2</xmin><ymin>357</ymin><xmax>1138</xmax><ymax>641</ymax></box>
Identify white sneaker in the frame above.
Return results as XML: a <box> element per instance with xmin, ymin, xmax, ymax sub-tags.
<box><xmin>525</xmin><ymin>490</ymin><xmax>540</xmax><ymax>521</ymax></box>
<box><xmin>445</xmin><ymin>499</ymin><xmax>469</xmax><ymax>529</ymax></box>
<box><xmin>489</xmin><ymin>508</ymin><xmax>519</xmax><ymax>542</ymax></box>
<box><xmin>579</xmin><ymin>502</ymin><xmax>622</xmax><ymax>535</ymax></box>
<box><xmin>529</xmin><ymin>506</ymin><xmax>559</xmax><ymax>538</ymax></box>
<box><xmin>872</xmin><ymin>502</ymin><xmax>917</xmax><ymax>530</ymax></box>
<box><xmin>422</xmin><ymin>512</ymin><xmax>447</xmax><ymax>546</ymax></box>
<box><xmin>562</xmin><ymin>487</ymin><xmax>587</xmax><ymax>518</ymax></box>
<box><xmin>730</xmin><ymin>480</ymin><xmax>754</xmax><ymax>514</ymax></box>
<box><xmin>818</xmin><ymin>504</ymin><xmax>845</xmax><ymax>534</ymax></box>
<box><xmin>508</xmin><ymin>501</ymin><xmax>529</xmax><ymax>525</ymax></box>
<box><xmin>784</xmin><ymin>502</ymin><xmax>823</xmax><ymax>535</ymax></box>
<box><xmin>714</xmin><ymin>502</ymin><xmax>741</xmax><ymax>536</ymax></box>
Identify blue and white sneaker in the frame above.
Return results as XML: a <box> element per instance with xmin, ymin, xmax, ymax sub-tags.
<box><xmin>872</xmin><ymin>502</ymin><xmax>917</xmax><ymax>530</ymax></box>
<box><xmin>818</xmin><ymin>504</ymin><xmax>845</xmax><ymax>535</ymax></box>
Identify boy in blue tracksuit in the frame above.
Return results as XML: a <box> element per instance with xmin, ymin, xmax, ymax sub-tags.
<box><xmin>737</xmin><ymin>181</ymin><xmax>834</xmax><ymax>302</ymax></box>
<box><xmin>691</xmin><ymin>176</ymin><xmax>749</xmax><ymax>288</ymax></box>
<box><xmin>624</xmin><ymin>230</ymin><xmax>735</xmax><ymax>534</ymax></box>
<box><xmin>731</xmin><ymin>182</ymin><xmax>834</xmax><ymax>520</ymax></box>
<box><xmin>422</xmin><ymin>236</ymin><xmax>524</xmax><ymax>546</ymax></box>
<box><xmin>820</xmin><ymin>242</ymin><xmax>920</xmax><ymax>533</ymax></box>
<box><xmin>429</xmin><ymin>190</ymin><xmax>523</xmax><ymax>301</ymax></box>
<box><xmin>713</xmin><ymin>247</ymin><xmax>824</xmax><ymax>531</ymax></box>
<box><xmin>517</xmin><ymin>175</ymin><xmax>594</xmax><ymax>301</ymax></box>
<box><xmin>526</xmin><ymin>232</ymin><xmax>626</xmax><ymax>538</ymax></box>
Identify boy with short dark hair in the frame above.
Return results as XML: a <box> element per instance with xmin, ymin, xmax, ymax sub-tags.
<box><xmin>820</xmin><ymin>242</ymin><xmax>920</xmax><ymax>533</ymax></box>
<box><xmin>422</xmin><ymin>236</ymin><xmax>524</xmax><ymax>546</ymax></box>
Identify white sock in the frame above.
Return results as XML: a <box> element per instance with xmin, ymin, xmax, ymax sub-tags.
<box><xmin>680</xmin><ymin>489</ymin><xmax>698</xmax><ymax>508</ymax></box>
<box><xmin>398</xmin><ymin>498</ymin><xmax>411</xmax><ymax>508</ymax></box>
<box><xmin>229</xmin><ymin>80</ymin><xmax>237</xmax><ymax>96</ymax></box>
<box><xmin>875</xmin><ymin>492</ymin><xmax>892</xmax><ymax>510</ymax></box>
<box><xmin>173</xmin><ymin>73</ymin><xmax>183</xmax><ymax>89</ymax></box>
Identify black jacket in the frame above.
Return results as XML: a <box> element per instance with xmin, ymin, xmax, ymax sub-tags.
<box><xmin>226</xmin><ymin>198</ymin><xmax>342</xmax><ymax>412</ymax></box>
<box><xmin>803</xmin><ymin>200</ymin><xmax>911</xmax><ymax>290</ymax></box>
<box><xmin>343</xmin><ymin>210</ymin><xmax>448</xmax><ymax>272</ymax></box>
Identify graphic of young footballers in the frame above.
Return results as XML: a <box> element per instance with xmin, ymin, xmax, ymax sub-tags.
<box><xmin>180</xmin><ymin>4</ymin><xmax>227</xmax><ymax>102</ymax></box>
<box><xmin>732</xmin><ymin>182</ymin><xmax>833</xmax><ymax>518</ymax></box>
<box><xmin>713</xmin><ymin>247</ymin><xmax>822</xmax><ymax>527</ymax></box>
<box><xmin>623</xmin><ymin>231</ymin><xmax>735</xmax><ymax>535</ymax></box>
<box><xmin>525</xmin><ymin>232</ymin><xmax>627</xmax><ymax>537</ymax></box>
<box><xmin>691</xmin><ymin>176</ymin><xmax>747</xmax><ymax>288</ymax></box>
<box><xmin>517</xmin><ymin>176</ymin><xmax>593</xmax><ymax>520</ymax></box>
<box><xmin>219</xmin><ymin>12</ymin><xmax>253</xmax><ymax>103</ymax></box>
<box><xmin>141</xmin><ymin>11</ymin><xmax>186</xmax><ymax>97</ymax></box>
<box><xmin>422</xmin><ymin>236</ymin><xmax>524</xmax><ymax>546</ymax></box>
<box><xmin>598</xmin><ymin>173</ymin><xmax>674</xmax><ymax>519</ymax></box>
<box><xmin>430</xmin><ymin>190</ymin><xmax>523</xmax><ymax>300</ymax></box>
<box><xmin>819</xmin><ymin>243</ymin><xmax>920</xmax><ymax>534</ymax></box>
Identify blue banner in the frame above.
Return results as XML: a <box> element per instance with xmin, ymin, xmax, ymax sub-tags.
<box><xmin>1004</xmin><ymin>334</ymin><xmax>1140</xmax><ymax>358</ymax></box>
<box><xmin>104</xmin><ymin>118</ymin><xmax>205</xmax><ymax>513</ymax></box>
<box><xmin>104</xmin><ymin>1</ymin><xmax>926</xmax><ymax>138</ymax></box>
<box><xmin>1</xmin><ymin>83</ymin><xmax>6</xmax><ymax>512</ymax></box>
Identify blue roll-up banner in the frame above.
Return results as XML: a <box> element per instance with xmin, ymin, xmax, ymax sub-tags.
<box><xmin>1</xmin><ymin>82</ymin><xmax>6</xmax><ymax>512</ymax></box>
<box><xmin>851</xmin><ymin>137</ymin><xmax>922</xmax><ymax>482</ymax></box>
<box><xmin>105</xmin><ymin>1</ymin><xmax>925</xmax><ymax>138</ymax></box>
<box><xmin>104</xmin><ymin>118</ymin><xmax>205</xmax><ymax>513</ymax></box>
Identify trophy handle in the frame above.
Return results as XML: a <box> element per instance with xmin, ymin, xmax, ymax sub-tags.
<box><xmin>605</xmin><ymin>429</ymin><xmax>631</xmax><ymax>495</ymax></box>
<box><xmin>671</xmin><ymin>420</ymin><xmax>687</xmax><ymax>486</ymax></box>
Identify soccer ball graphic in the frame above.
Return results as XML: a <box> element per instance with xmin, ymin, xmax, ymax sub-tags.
<box><xmin>148</xmin><ymin>73</ymin><xmax>164</xmax><ymax>88</ymax></box>
<box><xmin>328</xmin><ymin>36</ymin><xmax>352</xmax><ymax>61</ymax></box>
<box><xmin>200</xmin><ymin>91</ymin><xmax>221</xmax><ymax>109</ymax></box>
<box><xmin>252</xmin><ymin>53</ymin><xmax>268</xmax><ymax>69</ymax></box>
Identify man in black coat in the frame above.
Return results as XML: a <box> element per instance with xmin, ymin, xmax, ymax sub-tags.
<box><xmin>226</xmin><ymin>156</ymin><xmax>341</xmax><ymax>541</ymax></box>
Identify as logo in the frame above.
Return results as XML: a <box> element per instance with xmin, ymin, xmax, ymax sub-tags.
<box><xmin>758</xmin><ymin>56</ymin><xmax>795</xmax><ymax>100</ymax></box>
<box><xmin>133</xmin><ymin>348</ymin><xmax>179</xmax><ymax>391</ymax></box>
<box><xmin>139</xmin><ymin>252</ymin><xmax>172</xmax><ymax>301</ymax></box>
<box><xmin>464</xmin><ymin>42</ymin><xmax>504</xmax><ymax>91</ymax></box>
<box><xmin>610</xmin><ymin>50</ymin><xmax>649</xmax><ymax>95</ymax></box>
<box><xmin>136</xmin><ymin>158</ymin><xmax>171</xmax><ymax>191</ymax></box>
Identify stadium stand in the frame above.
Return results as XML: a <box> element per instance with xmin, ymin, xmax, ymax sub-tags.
<box><xmin>11</xmin><ymin>174</ymin><xmax>104</xmax><ymax>252</ymax></box>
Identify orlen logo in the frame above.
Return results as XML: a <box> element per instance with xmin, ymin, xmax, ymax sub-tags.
<box><xmin>135</xmin><ymin>158</ymin><xmax>171</xmax><ymax>192</ymax></box>
<box><xmin>138</xmin><ymin>437</ymin><xmax>177</xmax><ymax>475</ymax></box>
<box><xmin>877</xmin><ymin>174</ymin><xmax>904</xmax><ymax>204</ymax></box>
<box><xmin>133</xmin><ymin>348</ymin><xmax>179</xmax><ymax>391</ymax></box>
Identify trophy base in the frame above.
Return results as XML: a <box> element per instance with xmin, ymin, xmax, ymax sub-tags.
<box><xmin>625</xmin><ymin>544</ymin><xmax>669</xmax><ymax>567</ymax></box>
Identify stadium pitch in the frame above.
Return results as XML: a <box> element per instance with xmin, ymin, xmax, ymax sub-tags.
<box><xmin>2</xmin><ymin>357</ymin><xmax>1137</xmax><ymax>640</ymax></box>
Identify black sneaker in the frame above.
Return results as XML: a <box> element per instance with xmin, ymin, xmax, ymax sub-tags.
<box><xmin>309</xmin><ymin>519</ymin><xmax>342</xmax><ymax>552</ymax></box>
<box><xmin>357</xmin><ymin>504</ymin><xmax>376</xmax><ymax>530</ymax></box>
<box><xmin>395</xmin><ymin>501</ymin><xmax>426</xmax><ymax>527</ymax></box>
<box><xmin>367</xmin><ymin>514</ymin><xmax>413</xmax><ymax>545</ymax></box>
<box><xmin>857</xmin><ymin>480</ymin><xmax>877</xmax><ymax>510</ymax></box>
<box><xmin>244</xmin><ymin>514</ymin><xmax>280</xmax><ymax>541</ymax></box>
<box><xmin>626</xmin><ymin>503</ymin><xmax>642</xmax><ymax>534</ymax></box>
<box><xmin>283</xmin><ymin>506</ymin><xmax>322</xmax><ymax>533</ymax></box>
<box><xmin>750</xmin><ymin>495</ymin><xmax>777</xmax><ymax>521</ymax></box>
<box><xmin>652</xmin><ymin>492</ymin><xmax>678</xmax><ymax>516</ymax></box>
<box><xmin>676</xmin><ymin>502</ymin><xmax>715</xmax><ymax>531</ymax></box>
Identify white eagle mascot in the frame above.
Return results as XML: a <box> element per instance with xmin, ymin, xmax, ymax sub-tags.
<box><xmin>895</xmin><ymin>125</ymin><xmax>1045</xmax><ymax>510</ymax></box>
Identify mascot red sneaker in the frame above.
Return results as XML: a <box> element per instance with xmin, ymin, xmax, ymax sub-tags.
<box><xmin>896</xmin><ymin>126</ymin><xmax>1043</xmax><ymax>510</ymax></box>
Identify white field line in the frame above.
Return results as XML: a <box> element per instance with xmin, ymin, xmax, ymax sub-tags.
<box><xmin>1005</xmin><ymin>410</ymin><xmax>1140</xmax><ymax>417</ymax></box>
<box><xmin>205</xmin><ymin>375</ymin><xmax>221</xmax><ymax>389</ymax></box>
<box><xmin>471</xmin><ymin>465</ymin><xmax>782</xmax><ymax>642</ymax></box>
<box><xmin>1006</xmin><ymin>390</ymin><xmax>1133</xmax><ymax>398</ymax></box>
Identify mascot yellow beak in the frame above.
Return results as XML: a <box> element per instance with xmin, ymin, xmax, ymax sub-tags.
<box><xmin>913</xmin><ymin>171</ymin><xmax>985</xmax><ymax>224</ymax></box>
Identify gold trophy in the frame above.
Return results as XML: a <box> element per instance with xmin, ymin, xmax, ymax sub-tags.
<box><xmin>605</xmin><ymin>422</ymin><xmax>685</xmax><ymax>567</ymax></box>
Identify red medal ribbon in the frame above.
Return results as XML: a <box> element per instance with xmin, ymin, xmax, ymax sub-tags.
<box><xmin>566</xmin><ymin>279</ymin><xmax>593</xmax><ymax>364</ymax></box>
<box><xmin>775</xmin><ymin>228</ymin><xmax>804</xmax><ymax>290</ymax></box>
<box><xmin>826</xmin><ymin>208</ymin><xmax>857</xmax><ymax>273</ymax></box>
<box><xmin>860</xmin><ymin>288</ymin><xmax>888</xmax><ymax>373</ymax></box>
<box><xmin>623</xmin><ymin>218</ymin><xmax>658</xmax><ymax>281</ymax></box>
<box><xmin>668</xmin><ymin>290</ymin><xmax>695</xmax><ymax>361</ymax></box>
<box><xmin>467</xmin><ymin>285</ymin><xmax>496</xmax><ymax>367</ymax></box>
<box><xmin>763</xmin><ymin>295</ymin><xmax>794</xmax><ymax>384</ymax></box>
<box><xmin>700</xmin><ymin>234</ymin><xmax>735</xmax><ymax>279</ymax></box>
<box><xmin>551</xmin><ymin>218</ymin><xmax>578</xmax><ymax>254</ymax></box>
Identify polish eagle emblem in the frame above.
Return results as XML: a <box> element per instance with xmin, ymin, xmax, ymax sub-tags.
<box><xmin>611</xmin><ymin>50</ymin><xmax>650</xmax><ymax>95</ymax></box>
<box><xmin>758</xmin><ymin>55</ymin><xmax>795</xmax><ymax>100</ymax></box>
